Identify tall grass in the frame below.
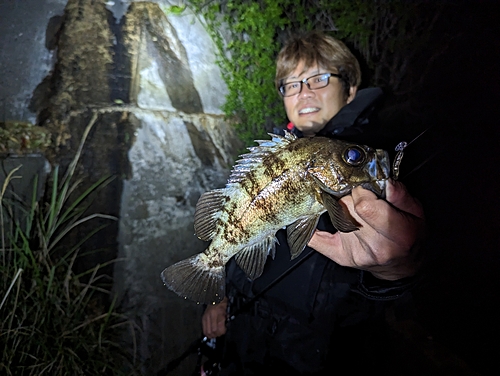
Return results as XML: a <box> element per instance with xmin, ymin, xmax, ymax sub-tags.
<box><xmin>0</xmin><ymin>114</ymin><xmax>137</xmax><ymax>375</ymax></box>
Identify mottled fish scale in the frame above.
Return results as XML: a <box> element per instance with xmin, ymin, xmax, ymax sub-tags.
<box><xmin>161</xmin><ymin>131</ymin><xmax>390</xmax><ymax>304</ymax></box>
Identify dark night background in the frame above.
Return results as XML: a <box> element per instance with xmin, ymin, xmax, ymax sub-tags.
<box><xmin>389</xmin><ymin>1</ymin><xmax>500</xmax><ymax>374</ymax></box>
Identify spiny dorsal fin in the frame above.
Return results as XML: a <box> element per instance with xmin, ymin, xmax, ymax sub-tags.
<box><xmin>227</xmin><ymin>132</ymin><xmax>297</xmax><ymax>186</ymax></box>
<box><xmin>321</xmin><ymin>191</ymin><xmax>360</xmax><ymax>233</ymax></box>
<box><xmin>194</xmin><ymin>189</ymin><xmax>226</xmax><ymax>241</ymax></box>
<box><xmin>234</xmin><ymin>235</ymin><xmax>277</xmax><ymax>280</ymax></box>
<box><xmin>287</xmin><ymin>215</ymin><xmax>321</xmax><ymax>259</ymax></box>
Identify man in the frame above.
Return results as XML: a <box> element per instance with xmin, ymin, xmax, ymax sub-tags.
<box><xmin>202</xmin><ymin>31</ymin><xmax>425</xmax><ymax>375</ymax></box>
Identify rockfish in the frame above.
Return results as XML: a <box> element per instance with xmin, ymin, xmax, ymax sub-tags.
<box><xmin>161</xmin><ymin>131</ymin><xmax>390</xmax><ymax>304</ymax></box>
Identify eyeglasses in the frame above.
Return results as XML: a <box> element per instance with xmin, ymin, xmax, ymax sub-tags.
<box><xmin>278</xmin><ymin>73</ymin><xmax>342</xmax><ymax>97</ymax></box>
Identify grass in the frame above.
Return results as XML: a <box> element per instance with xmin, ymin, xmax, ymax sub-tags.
<box><xmin>0</xmin><ymin>114</ymin><xmax>138</xmax><ymax>375</ymax></box>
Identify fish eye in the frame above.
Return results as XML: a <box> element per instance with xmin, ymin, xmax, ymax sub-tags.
<box><xmin>342</xmin><ymin>146</ymin><xmax>366</xmax><ymax>166</ymax></box>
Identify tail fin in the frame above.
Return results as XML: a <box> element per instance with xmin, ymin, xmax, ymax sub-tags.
<box><xmin>161</xmin><ymin>255</ymin><xmax>225</xmax><ymax>305</ymax></box>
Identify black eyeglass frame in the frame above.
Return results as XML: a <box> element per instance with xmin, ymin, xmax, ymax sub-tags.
<box><xmin>278</xmin><ymin>72</ymin><xmax>342</xmax><ymax>97</ymax></box>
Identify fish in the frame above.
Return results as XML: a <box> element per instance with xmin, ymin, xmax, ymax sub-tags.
<box><xmin>161</xmin><ymin>131</ymin><xmax>390</xmax><ymax>305</ymax></box>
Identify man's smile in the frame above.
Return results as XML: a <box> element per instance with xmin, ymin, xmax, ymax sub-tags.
<box><xmin>298</xmin><ymin>107</ymin><xmax>320</xmax><ymax>114</ymax></box>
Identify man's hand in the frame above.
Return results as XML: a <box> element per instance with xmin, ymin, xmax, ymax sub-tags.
<box><xmin>308</xmin><ymin>179</ymin><xmax>425</xmax><ymax>280</ymax></box>
<box><xmin>202</xmin><ymin>297</ymin><xmax>228</xmax><ymax>338</ymax></box>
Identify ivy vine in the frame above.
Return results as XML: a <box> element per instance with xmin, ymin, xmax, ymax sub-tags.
<box><xmin>187</xmin><ymin>0</ymin><xmax>444</xmax><ymax>146</ymax></box>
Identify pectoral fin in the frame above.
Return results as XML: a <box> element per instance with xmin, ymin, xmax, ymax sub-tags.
<box><xmin>194</xmin><ymin>189</ymin><xmax>226</xmax><ymax>241</ymax></box>
<box><xmin>234</xmin><ymin>235</ymin><xmax>277</xmax><ymax>280</ymax></box>
<box><xmin>321</xmin><ymin>191</ymin><xmax>360</xmax><ymax>233</ymax></box>
<box><xmin>287</xmin><ymin>215</ymin><xmax>321</xmax><ymax>259</ymax></box>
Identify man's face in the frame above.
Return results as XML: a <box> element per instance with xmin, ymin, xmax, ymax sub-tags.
<box><xmin>283</xmin><ymin>61</ymin><xmax>356</xmax><ymax>136</ymax></box>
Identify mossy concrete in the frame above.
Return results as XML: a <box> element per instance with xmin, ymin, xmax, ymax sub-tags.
<box><xmin>21</xmin><ymin>1</ymin><xmax>241</xmax><ymax>374</ymax></box>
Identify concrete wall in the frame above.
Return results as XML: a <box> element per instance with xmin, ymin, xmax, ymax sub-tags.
<box><xmin>0</xmin><ymin>1</ymin><xmax>241</xmax><ymax>374</ymax></box>
<box><xmin>0</xmin><ymin>0</ymin><xmax>67</xmax><ymax>123</ymax></box>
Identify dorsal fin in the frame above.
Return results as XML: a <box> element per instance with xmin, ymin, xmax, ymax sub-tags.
<box><xmin>227</xmin><ymin>132</ymin><xmax>297</xmax><ymax>186</ymax></box>
<box><xmin>194</xmin><ymin>189</ymin><xmax>226</xmax><ymax>241</ymax></box>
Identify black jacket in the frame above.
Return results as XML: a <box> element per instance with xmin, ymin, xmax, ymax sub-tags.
<box><xmin>218</xmin><ymin>88</ymin><xmax>418</xmax><ymax>375</ymax></box>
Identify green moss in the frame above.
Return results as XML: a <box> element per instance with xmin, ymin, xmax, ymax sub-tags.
<box><xmin>0</xmin><ymin>122</ymin><xmax>52</xmax><ymax>154</ymax></box>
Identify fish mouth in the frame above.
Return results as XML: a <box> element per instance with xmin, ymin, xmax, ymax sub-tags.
<box><xmin>378</xmin><ymin>150</ymin><xmax>391</xmax><ymax>179</ymax></box>
<box><xmin>362</xmin><ymin>149</ymin><xmax>390</xmax><ymax>199</ymax></box>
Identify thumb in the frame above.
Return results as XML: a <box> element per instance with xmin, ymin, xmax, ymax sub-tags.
<box><xmin>386</xmin><ymin>179</ymin><xmax>424</xmax><ymax>219</ymax></box>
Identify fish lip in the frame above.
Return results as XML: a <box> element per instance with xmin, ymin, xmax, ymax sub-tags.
<box><xmin>380</xmin><ymin>150</ymin><xmax>391</xmax><ymax>179</ymax></box>
<box><xmin>358</xmin><ymin>148</ymin><xmax>390</xmax><ymax>199</ymax></box>
<box><xmin>377</xmin><ymin>179</ymin><xmax>387</xmax><ymax>199</ymax></box>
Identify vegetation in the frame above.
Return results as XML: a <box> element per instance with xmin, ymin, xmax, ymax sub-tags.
<box><xmin>187</xmin><ymin>0</ymin><xmax>444</xmax><ymax>146</ymax></box>
<box><xmin>0</xmin><ymin>121</ymin><xmax>52</xmax><ymax>154</ymax></box>
<box><xmin>0</xmin><ymin>115</ymin><xmax>136</xmax><ymax>375</ymax></box>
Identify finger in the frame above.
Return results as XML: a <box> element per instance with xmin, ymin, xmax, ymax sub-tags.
<box><xmin>202</xmin><ymin>317</ymin><xmax>212</xmax><ymax>338</ymax></box>
<box><xmin>308</xmin><ymin>230</ymin><xmax>342</xmax><ymax>257</ymax></box>
<box><xmin>351</xmin><ymin>184</ymin><xmax>423</xmax><ymax>233</ymax></box>
<box><xmin>349</xmin><ymin>186</ymin><xmax>383</xmax><ymax>226</ymax></box>
<box><xmin>337</xmin><ymin>192</ymin><xmax>366</xmax><ymax>226</ymax></box>
<box><xmin>203</xmin><ymin>308</ymin><xmax>220</xmax><ymax>338</ymax></box>
<box><xmin>203</xmin><ymin>315</ymin><xmax>214</xmax><ymax>338</ymax></box>
<box><xmin>350</xmin><ymin>183</ymin><xmax>424</xmax><ymax>221</ymax></box>
<box><xmin>309</xmin><ymin>230</ymin><xmax>367</xmax><ymax>268</ymax></box>
<box><xmin>385</xmin><ymin>180</ymin><xmax>425</xmax><ymax>219</ymax></box>
<box><xmin>348</xmin><ymin>187</ymin><xmax>422</xmax><ymax>252</ymax></box>
<box><xmin>327</xmin><ymin>194</ymin><xmax>385</xmax><ymax>264</ymax></box>
<box><xmin>215</xmin><ymin>318</ymin><xmax>227</xmax><ymax>337</ymax></box>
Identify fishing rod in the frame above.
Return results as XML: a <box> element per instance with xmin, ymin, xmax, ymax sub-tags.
<box><xmin>161</xmin><ymin>124</ymin><xmax>442</xmax><ymax>375</ymax></box>
<box><xmin>157</xmin><ymin>246</ymin><xmax>317</xmax><ymax>375</ymax></box>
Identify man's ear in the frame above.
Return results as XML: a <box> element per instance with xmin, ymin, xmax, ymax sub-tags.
<box><xmin>346</xmin><ymin>86</ymin><xmax>357</xmax><ymax>104</ymax></box>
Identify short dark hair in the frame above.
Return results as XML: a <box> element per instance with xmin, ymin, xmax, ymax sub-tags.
<box><xmin>275</xmin><ymin>31</ymin><xmax>361</xmax><ymax>100</ymax></box>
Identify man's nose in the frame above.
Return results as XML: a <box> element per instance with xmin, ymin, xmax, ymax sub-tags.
<box><xmin>298</xmin><ymin>83</ymin><xmax>314</xmax><ymax>98</ymax></box>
